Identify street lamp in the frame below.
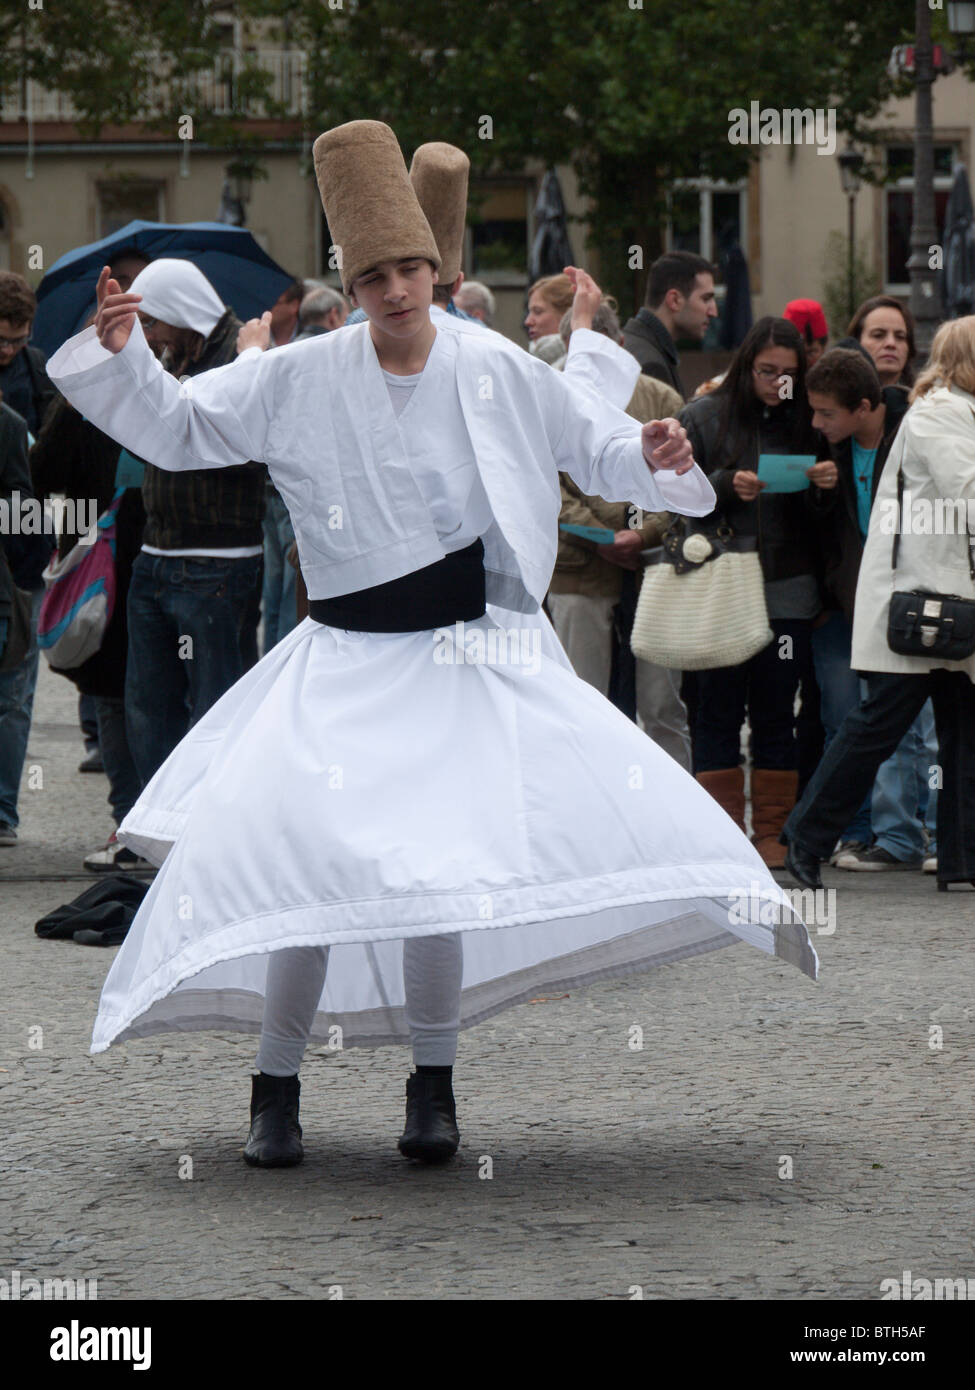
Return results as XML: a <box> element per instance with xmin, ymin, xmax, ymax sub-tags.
<box><xmin>837</xmin><ymin>146</ymin><xmax>865</xmax><ymax>320</ymax></box>
<box><xmin>947</xmin><ymin>3</ymin><xmax>975</xmax><ymax>55</ymax></box>
<box><xmin>906</xmin><ymin>0</ymin><xmax>944</xmax><ymax>356</ymax></box>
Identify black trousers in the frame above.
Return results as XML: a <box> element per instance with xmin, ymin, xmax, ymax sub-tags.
<box><xmin>784</xmin><ymin>669</ymin><xmax>975</xmax><ymax>882</ymax></box>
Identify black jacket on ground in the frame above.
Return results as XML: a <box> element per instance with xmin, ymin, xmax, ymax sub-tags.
<box><xmin>30</xmin><ymin>394</ymin><xmax>146</xmax><ymax>698</ymax></box>
<box><xmin>140</xmin><ymin>308</ymin><xmax>266</xmax><ymax>550</ymax></box>
<box><xmin>808</xmin><ymin>385</ymin><xmax>911</xmax><ymax>626</ymax></box>
<box><xmin>621</xmin><ymin>309</ymin><xmax>685</xmax><ymax>398</ymax></box>
<box><xmin>678</xmin><ymin>389</ymin><xmax>822</xmax><ymax>584</ymax></box>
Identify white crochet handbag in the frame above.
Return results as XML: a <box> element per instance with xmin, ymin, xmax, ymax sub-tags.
<box><xmin>631</xmin><ymin>520</ymin><xmax>773</xmax><ymax>670</ymax></box>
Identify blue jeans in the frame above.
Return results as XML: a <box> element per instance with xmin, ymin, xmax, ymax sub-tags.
<box><xmin>0</xmin><ymin>589</ymin><xmax>42</xmax><ymax>829</ymax></box>
<box><xmin>810</xmin><ymin>612</ymin><xmax>936</xmax><ymax>860</ymax></box>
<box><xmin>261</xmin><ymin>488</ymin><xmax>298</xmax><ymax>656</ymax></box>
<box><xmin>871</xmin><ymin>701</ymin><xmax>938</xmax><ymax>860</ymax></box>
<box><xmin>94</xmin><ymin>694</ymin><xmax>142</xmax><ymax>826</ymax></box>
<box><xmin>125</xmin><ymin>551</ymin><xmax>264</xmax><ymax>784</ymax></box>
<box><xmin>811</xmin><ymin>612</ymin><xmax>872</xmax><ymax>843</ymax></box>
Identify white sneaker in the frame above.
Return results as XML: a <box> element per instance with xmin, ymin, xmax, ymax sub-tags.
<box><xmin>829</xmin><ymin>839</ymin><xmax>870</xmax><ymax>867</ymax></box>
<box><xmin>83</xmin><ymin>832</ymin><xmax>153</xmax><ymax>873</ymax></box>
<box><xmin>922</xmin><ymin>856</ymin><xmax>938</xmax><ymax>873</ymax></box>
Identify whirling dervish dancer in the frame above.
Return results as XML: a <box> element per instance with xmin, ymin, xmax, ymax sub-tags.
<box><xmin>46</xmin><ymin>121</ymin><xmax>816</xmax><ymax>1168</ymax></box>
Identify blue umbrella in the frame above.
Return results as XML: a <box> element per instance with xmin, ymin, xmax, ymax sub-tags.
<box><xmin>31</xmin><ymin>220</ymin><xmax>296</xmax><ymax>357</ymax></box>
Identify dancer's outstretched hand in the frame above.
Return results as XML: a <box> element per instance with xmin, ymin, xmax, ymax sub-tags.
<box><xmin>641</xmin><ymin>419</ymin><xmax>695</xmax><ymax>475</ymax></box>
<box><xmin>94</xmin><ymin>265</ymin><xmax>142</xmax><ymax>354</ymax></box>
<box><xmin>237</xmin><ymin>311</ymin><xmax>272</xmax><ymax>354</ymax></box>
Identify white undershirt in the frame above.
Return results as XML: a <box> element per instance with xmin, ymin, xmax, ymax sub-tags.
<box><xmin>381</xmin><ymin>367</ymin><xmax>423</xmax><ymax>418</ymax></box>
<box><xmin>380</xmin><ymin>357</ymin><xmax>493</xmax><ymax>552</ymax></box>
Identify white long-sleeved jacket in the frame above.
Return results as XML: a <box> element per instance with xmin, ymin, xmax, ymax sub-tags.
<box><xmin>46</xmin><ymin>315</ymin><xmax>715</xmax><ymax>612</ymax></box>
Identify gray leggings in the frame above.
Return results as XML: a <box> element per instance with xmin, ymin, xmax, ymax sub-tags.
<box><xmin>255</xmin><ymin>934</ymin><xmax>463</xmax><ymax>1076</ymax></box>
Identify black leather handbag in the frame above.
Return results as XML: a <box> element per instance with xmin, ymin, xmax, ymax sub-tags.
<box><xmin>886</xmin><ymin>463</ymin><xmax>975</xmax><ymax>660</ymax></box>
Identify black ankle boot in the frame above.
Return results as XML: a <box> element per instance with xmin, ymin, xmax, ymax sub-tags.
<box><xmin>397</xmin><ymin>1072</ymin><xmax>460</xmax><ymax>1163</ymax></box>
<box><xmin>783</xmin><ymin>839</ymin><xmax>822</xmax><ymax>890</ymax></box>
<box><xmin>243</xmin><ymin>1072</ymin><xmax>303</xmax><ymax>1167</ymax></box>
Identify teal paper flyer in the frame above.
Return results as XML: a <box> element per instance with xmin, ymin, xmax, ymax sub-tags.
<box><xmin>559</xmin><ymin>523</ymin><xmax>617</xmax><ymax>543</ymax></box>
<box><xmin>757</xmin><ymin>454</ymin><xmax>815</xmax><ymax>493</ymax></box>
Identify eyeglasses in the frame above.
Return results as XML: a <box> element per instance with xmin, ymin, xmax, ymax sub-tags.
<box><xmin>753</xmin><ymin>366</ymin><xmax>797</xmax><ymax>380</ymax></box>
<box><xmin>0</xmin><ymin>333</ymin><xmax>30</xmax><ymax>348</ymax></box>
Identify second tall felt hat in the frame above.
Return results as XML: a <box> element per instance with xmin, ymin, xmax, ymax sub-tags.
<box><xmin>409</xmin><ymin>142</ymin><xmax>470</xmax><ymax>288</ymax></box>
<box><xmin>312</xmin><ymin>120</ymin><xmax>441</xmax><ymax>294</ymax></box>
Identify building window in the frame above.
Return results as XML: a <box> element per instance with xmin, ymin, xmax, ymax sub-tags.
<box><xmin>666</xmin><ymin>181</ymin><xmax>748</xmax><ymax>348</ymax></box>
<box><xmin>884</xmin><ymin>143</ymin><xmax>956</xmax><ymax>291</ymax></box>
<box><xmin>96</xmin><ymin>180</ymin><xmax>164</xmax><ymax>238</ymax></box>
<box><xmin>466</xmin><ymin>181</ymin><xmax>530</xmax><ymax>284</ymax></box>
<box><xmin>667</xmin><ymin>181</ymin><xmax>747</xmax><ymax>263</ymax></box>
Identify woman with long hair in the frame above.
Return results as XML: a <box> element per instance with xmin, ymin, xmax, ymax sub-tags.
<box><xmin>784</xmin><ymin>315</ymin><xmax>975</xmax><ymax>892</ymax></box>
<box><xmin>679</xmin><ymin>316</ymin><xmax>827</xmax><ymax>865</ymax></box>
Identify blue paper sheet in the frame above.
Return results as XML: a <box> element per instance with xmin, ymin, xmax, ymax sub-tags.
<box><xmin>559</xmin><ymin>523</ymin><xmax>617</xmax><ymax>543</ymax></box>
<box><xmin>756</xmin><ymin>453</ymin><xmax>816</xmax><ymax>493</ymax></box>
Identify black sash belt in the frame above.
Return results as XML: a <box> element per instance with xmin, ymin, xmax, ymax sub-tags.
<box><xmin>308</xmin><ymin>538</ymin><xmax>486</xmax><ymax>633</ymax></box>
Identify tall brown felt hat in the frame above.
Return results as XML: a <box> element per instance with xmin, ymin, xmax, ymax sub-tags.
<box><xmin>409</xmin><ymin>142</ymin><xmax>470</xmax><ymax>288</ymax></box>
<box><xmin>312</xmin><ymin>121</ymin><xmax>441</xmax><ymax>295</ymax></box>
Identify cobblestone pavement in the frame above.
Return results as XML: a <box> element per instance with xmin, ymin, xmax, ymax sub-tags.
<box><xmin>1</xmin><ymin>664</ymin><xmax>972</xmax><ymax>1301</ymax></box>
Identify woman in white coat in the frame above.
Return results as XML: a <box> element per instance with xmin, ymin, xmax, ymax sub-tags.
<box><xmin>46</xmin><ymin>121</ymin><xmax>816</xmax><ymax>1169</ymax></box>
<box><xmin>784</xmin><ymin>315</ymin><xmax>975</xmax><ymax>892</ymax></box>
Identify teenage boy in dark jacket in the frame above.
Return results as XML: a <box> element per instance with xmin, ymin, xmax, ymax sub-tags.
<box><xmin>804</xmin><ymin>345</ymin><xmax>924</xmax><ymax>872</ymax></box>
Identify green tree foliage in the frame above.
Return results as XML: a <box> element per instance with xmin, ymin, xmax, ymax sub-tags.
<box><xmin>275</xmin><ymin>0</ymin><xmax>915</xmax><ymax>309</ymax></box>
<box><xmin>2</xmin><ymin>0</ymin><xmax>916</xmax><ymax>310</ymax></box>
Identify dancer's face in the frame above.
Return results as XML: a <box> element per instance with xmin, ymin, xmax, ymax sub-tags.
<box><xmin>349</xmin><ymin>259</ymin><xmax>436</xmax><ymax>337</ymax></box>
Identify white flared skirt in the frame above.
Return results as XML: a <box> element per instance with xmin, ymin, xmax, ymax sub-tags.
<box><xmin>97</xmin><ymin>606</ymin><xmax>817</xmax><ymax>1054</ymax></box>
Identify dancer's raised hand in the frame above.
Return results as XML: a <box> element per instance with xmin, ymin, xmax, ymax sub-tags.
<box><xmin>94</xmin><ymin>265</ymin><xmax>143</xmax><ymax>354</ymax></box>
<box><xmin>564</xmin><ymin>265</ymin><xmax>602</xmax><ymax>334</ymax></box>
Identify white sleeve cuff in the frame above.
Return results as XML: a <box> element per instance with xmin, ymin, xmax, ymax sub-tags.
<box><xmin>47</xmin><ymin>315</ymin><xmax>154</xmax><ymax>385</ymax></box>
<box><xmin>646</xmin><ymin>462</ymin><xmax>716</xmax><ymax>516</ymax></box>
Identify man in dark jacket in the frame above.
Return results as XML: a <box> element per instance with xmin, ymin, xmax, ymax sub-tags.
<box><xmin>622</xmin><ymin>251</ymin><xmax>717</xmax><ymax>399</ymax></box>
<box><xmin>118</xmin><ymin>260</ymin><xmax>265</xmax><ymax>783</ymax></box>
<box><xmin>0</xmin><ymin>272</ymin><xmax>57</xmax><ymax>437</ymax></box>
<box><xmin>0</xmin><ymin>397</ymin><xmax>50</xmax><ymax>844</ymax></box>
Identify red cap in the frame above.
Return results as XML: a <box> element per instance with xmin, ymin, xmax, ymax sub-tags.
<box><xmin>783</xmin><ymin>298</ymin><xmax>828</xmax><ymax>342</ymax></box>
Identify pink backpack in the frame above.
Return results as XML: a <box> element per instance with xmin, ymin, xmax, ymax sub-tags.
<box><xmin>38</xmin><ymin>488</ymin><xmax>123</xmax><ymax>669</ymax></box>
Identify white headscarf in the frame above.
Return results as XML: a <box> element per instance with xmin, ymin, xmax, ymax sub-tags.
<box><xmin>128</xmin><ymin>259</ymin><xmax>226</xmax><ymax>337</ymax></box>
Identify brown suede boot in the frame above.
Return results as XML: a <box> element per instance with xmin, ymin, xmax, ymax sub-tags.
<box><xmin>750</xmin><ymin>769</ymin><xmax>799</xmax><ymax>868</ymax></box>
<box><xmin>695</xmin><ymin>768</ymin><xmax>746</xmax><ymax>834</ymax></box>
